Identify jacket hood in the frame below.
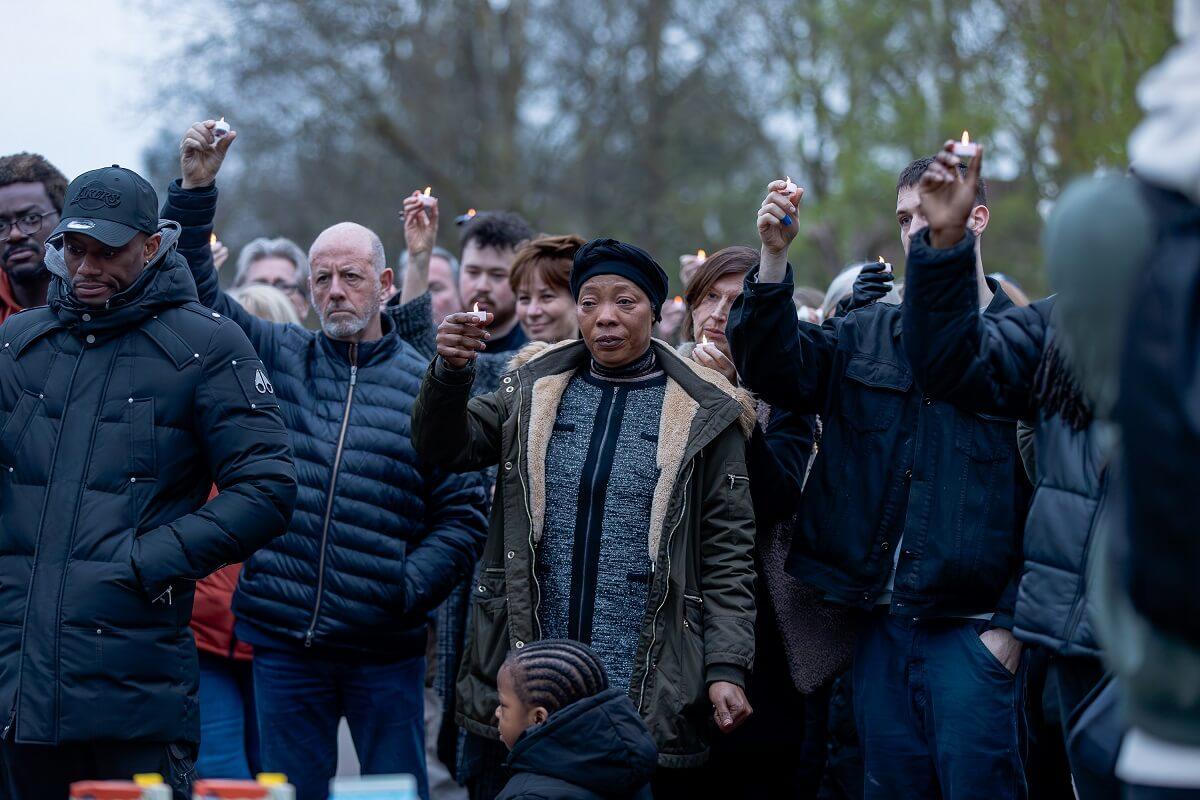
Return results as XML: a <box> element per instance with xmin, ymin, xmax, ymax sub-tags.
<box><xmin>44</xmin><ymin>220</ymin><xmax>199</xmax><ymax>333</ymax></box>
<box><xmin>505</xmin><ymin>688</ymin><xmax>658</xmax><ymax>795</ymax></box>
<box><xmin>508</xmin><ymin>338</ymin><xmax>757</xmax><ymax>437</ymax></box>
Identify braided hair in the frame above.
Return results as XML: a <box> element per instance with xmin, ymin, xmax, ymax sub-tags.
<box><xmin>501</xmin><ymin>639</ymin><xmax>609</xmax><ymax>716</ymax></box>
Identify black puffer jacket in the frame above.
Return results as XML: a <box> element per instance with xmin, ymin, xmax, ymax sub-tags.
<box><xmin>0</xmin><ymin>225</ymin><xmax>296</xmax><ymax>745</ymax></box>
<box><xmin>497</xmin><ymin>688</ymin><xmax>657</xmax><ymax>800</ymax></box>
<box><xmin>162</xmin><ymin>182</ymin><xmax>488</xmax><ymax>659</ymax></box>
<box><xmin>902</xmin><ymin>230</ymin><xmax>1108</xmax><ymax>655</ymax></box>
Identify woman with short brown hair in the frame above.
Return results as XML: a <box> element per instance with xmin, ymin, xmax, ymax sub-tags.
<box><xmin>509</xmin><ymin>234</ymin><xmax>585</xmax><ymax>344</ymax></box>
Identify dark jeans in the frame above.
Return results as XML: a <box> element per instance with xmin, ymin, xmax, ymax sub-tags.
<box><xmin>0</xmin><ymin>739</ymin><xmax>196</xmax><ymax>800</ymax></box>
<box><xmin>853</xmin><ymin>613</ymin><xmax>1027</xmax><ymax>800</ymax></box>
<box><xmin>253</xmin><ymin>645</ymin><xmax>428</xmax><ymax>800</ymax></box>
<box><xmin>198</xmin><ymin>651</ymin><xmax>260</xmax><ymax>778</ymax></box>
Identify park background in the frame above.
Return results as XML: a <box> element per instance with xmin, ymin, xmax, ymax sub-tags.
<box><xmin>3</xmin><ymin>0</ymin><xmax>1177</xmax><ymax>295</ymax></box>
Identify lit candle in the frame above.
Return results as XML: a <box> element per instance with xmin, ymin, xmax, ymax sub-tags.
<box><xmin>782</xmin><ymin>176</ymin><xmax>799</xmax><ymax>226</ymax></box>
<box><xmin>420</xmin><ymin>186</ymin><xmax>435</xmax><ymax>208</ymax></box>
<box><xmin>701</xmin><ymin>333</ymin><xmax>709</xmax><ymax>345</ymax></box>
<box><xmin>696</xmin><ymin>249</ymin><xmax>707</xmax><ymax>264</ymax></box>
<box><xmin>951</xmin><ymin>130</ymin><xmax>978</xmax><ymax>159</ymax></box>
<box><xmin>210</xmin><ymin>233</ymin><xmax>218</xmax><ymax>246</ymax></box>
<box><xmin>213</xmin><ymin>117</ymin><xmax>231</xmax><ymax>141</ymax></box>
<box><xmin>878</xmin><ymin>255</ymin><xmax>892</xmax><ymax>274</ymax></box>
<box><xmin>673</xmin><ymin>295</ymin><xmax>684</xmax><ymax>309</ymax></box>
<box><xmin>454</xmin><ymin>208</ymin><xmax>478</xmax><ymax>226</ymax></box>
<box><xmin>469</xmin><ymin>302</ymin><xmax>488</xmax><ymax>323</ymax></box>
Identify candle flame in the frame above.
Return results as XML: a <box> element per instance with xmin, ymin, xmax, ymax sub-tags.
<box><xmin>696</xmin><ymin>249</ymin><xmax>707</xmax><ymax>262</ymax></box>
<box><xmin>878</xmin><ymin>256</ymin><xmax>885</xmax><ymax>263</ymax></box>
<box><xmin>210</xmin><ymin>233</ymin><xmax>217</xmax><ymax>245</ymax></box>
<box><xmin>467</xmin><ymin>208</ymin><xmax>476</xmax><ymax>217</ymax></box>
<box><xmin>218</xmin><ymin>117</ymin><xmax>226</xmax><ymax>125</ymax></box>
<box><xmin>674</xmin><ymin>295</ymin><xmax>683</xmax><ymax>305</ymax></box>
<box><xmin>701</xmin><ymin>333</ymin><xmax>709</xmax><ymax>345</ymax></box>
<box><xmin>423</xmin><ymin>186</ymin><xmax>432</xmax><ymax>196</ymax></box>
<box><xmin>473</xmin><ymin>302</ymin><xmax>480</xmax><ymax>313</ymax></box>
<box><xmin>961</xmin><ymin>130</ymin><xmax>970</xmax><ymax>145</ymax></box>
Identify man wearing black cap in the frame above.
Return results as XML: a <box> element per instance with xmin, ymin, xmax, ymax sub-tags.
<box><xmin>0</xmin><ymin>165</ymin><xmax>296</xmax><ymax>798</ymax></box>
<box><xmin>413</xmin><ymin>238</ymin><xmax>758</xmax><ymax>798</ymax></box>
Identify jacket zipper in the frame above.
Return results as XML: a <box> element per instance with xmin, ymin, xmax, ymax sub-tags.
<box><xmin>727</xmin><ymin>474</ymin><xmax>749</xmax><ymax>490</ymax></box>
<box><xmin>514</xmin><ymin>370</ymin><xmax>543</xmax><ymax>640</ymax></box>
<box><xmin>638</xmin><ymin>460</ymin><xmax>694</xmax><ymax>713</ymax></box>
<box><xmin>305</xmin><ymin>344</ymin><xmax>358</xmax><ymax>647</ymax></box>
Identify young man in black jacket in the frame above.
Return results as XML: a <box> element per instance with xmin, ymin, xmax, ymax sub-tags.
<box><xmin>727</xmin><ymin>165</ymin><xmax>1030</xmax><ymax>799</ymax></box>
<box><xmin>0</xmin><ymin>166</ymin><xmax>297</xmax><ymax>799</ymax></box>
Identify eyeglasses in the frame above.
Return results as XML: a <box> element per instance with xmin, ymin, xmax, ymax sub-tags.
<box><xmin>0</xmin><ymin>210</ymin><xmax>58</xmax><ymax>242</ymax></box>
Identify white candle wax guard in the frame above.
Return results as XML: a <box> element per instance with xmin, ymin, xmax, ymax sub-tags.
<box><xmin>469</xmin><ymin>304</ymin><xmax>488</xmax><ymax>323</ymax></box>
<box><xmin>951</xmin><ymin>142</ymin><xmax>978</xmax><ymax>158</ymax></box>
<box><xmin>420</xmin><ymin>187</ymin><xmax>435</xmax><ymax>208</ymax></box>
<box><xmin>213</xmin><ymin>117</ymin><xmax>231</xmax><ymax>140</ymax></box>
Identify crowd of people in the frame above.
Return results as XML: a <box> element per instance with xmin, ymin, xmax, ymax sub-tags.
<box><xmin>1</xmin><ymin>12</ymin><xmax>1199</xmax><ymax>800</ymax></box>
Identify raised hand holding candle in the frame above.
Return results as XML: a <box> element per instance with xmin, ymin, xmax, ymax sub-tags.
<box><xmin>469</xmin><ymin>302</ymin><xmax>488</xmax><ymax>323</ymax></box>
<box><xmin>951</xmin><ymin>130</ymin><xmax>978</xmax><ymax>159</ymax></box>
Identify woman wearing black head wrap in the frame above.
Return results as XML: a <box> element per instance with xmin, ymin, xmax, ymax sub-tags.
<box><xmin>413</xmin><ymin>237</ymin><xmax>759</xmax><ymax>798</ymax></box>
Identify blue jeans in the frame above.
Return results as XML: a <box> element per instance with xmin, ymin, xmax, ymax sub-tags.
<box><xmin>253</xmin><ymin>646</ymin><xmax>428</xmax><ymax>800</ymax></box>
<box><xmin>197</xmin><ymin>652</ymin><xmax>260</xmax><ymax>778</ymax></box>
<box><xmin>853</xmin><ymin>613</ymin><xmax>1027</xmax><ymax>800</ymax></box>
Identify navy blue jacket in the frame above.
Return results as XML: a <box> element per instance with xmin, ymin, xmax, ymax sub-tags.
<box><xmin>902</xmin><ymin>230</ymin><xmax>1110</xmax><ymax>655</ymax></box>
<box><xmin>162</xmin><ymin>182</ymin><xmax>488</xmax><ymax>659</ymax></box>
<box><xmin>728</xmin><ymin>256</ymin><xmax>1028</xmax><ymax>625</ymax></box>
<box><xmin>497</xmin><ymin>688</ymin><xmax>657</xmax><ymax>800</ymax></box>
<box><xmin>0</xmin><ymin>229</ymin><xmax>296</xmax><ymax>744</ymax></box>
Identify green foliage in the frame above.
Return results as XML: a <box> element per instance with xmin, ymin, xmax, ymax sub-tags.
<box><xmin>146</xmin><ymin>0</ymin><xmax>1174</xmax><ymax>299</ymax></box>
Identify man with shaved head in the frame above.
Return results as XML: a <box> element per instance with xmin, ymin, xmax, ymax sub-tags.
<box><xmin>161</xmin><ymin>120</ymin><xmax>488</xmax><ymax>800</ymax></box>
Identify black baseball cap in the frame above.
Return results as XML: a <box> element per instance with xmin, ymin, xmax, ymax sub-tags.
<box><xmin>48</xmin><ymin>165</ymin><xmax>159</xmax><ymax>247</ymax></box>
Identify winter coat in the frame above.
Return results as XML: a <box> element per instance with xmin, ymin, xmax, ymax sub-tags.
<box><xmin>162</xmin><ymin>182</ymin><xmax>489</xmax><ymax>660</ymax></box>
<box><xmin>192</xmin><ymin>565</ymin><xmax>253</xmax><ymax>661</ymax></box>
<box><xmin>412</xmin><ymin>339</ymin><xmax>757</xmax><ymax>768</ymax></box>
<box><xmin>0</xmin><ymin>224</ymin><xmax>296</xmax><ymax>745</ymax></box>
<box><xmin>901</xmin><ymin>234</ymin><xmax>1112</xmax><ymax>656</ymax></box>
<box><xmin>728</xmin><ymin>257</ymin><xmax>1028</xmax><ymax>625</ymax></box>
<box><xmin>497</xmin><ymin>688</ymin><xmax>657</xmax><ymax>800</ymax></box>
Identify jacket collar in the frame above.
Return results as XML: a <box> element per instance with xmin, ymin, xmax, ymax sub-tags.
<box><xmin>317</xmin><ymin>312</ymin><xmax>403</xmax><ymax>366</ymax></box>
<box><xmin>43</xmin><ymin>221</ymin><xmax>198</xmax><ymax>338</ymax></box>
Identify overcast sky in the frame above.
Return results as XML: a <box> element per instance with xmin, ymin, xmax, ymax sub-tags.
<box><xmin>2</xmin><ymin>1</ymin><xmax>168</xmax><ymax>180</ymax></box>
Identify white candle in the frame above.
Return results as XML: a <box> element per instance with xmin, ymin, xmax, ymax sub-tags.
<box><xmin>696</xmin><ymin>249</ymin><xmax>707</xmax><ymax>264</ymax></box>
<box><xmin>420</xmin><ymin>186</ymin><xmax>435</xmax><ymax>208</ymax></box>
<box><xmin>469</xmin><ymin>302</ymin><xmax>488</xmax><ymax>323</ymax></box>
<box><xmin>783</xmin><ymin>175</ymin><xmax>799</xmax><ymax>197</ymax></box>
<box><xmin>878</xmin><ymin>255</ymin><xmax>892</xmax><ymax>274</ymax></box>
<box><xmin>213</xmin><ymin>117</ymin><xmax>231</xmax><ymax>141</ymax></box>
<box><xmin>951</xmin><ymin>130</ymin><xmax>978</xmax><ymax>159</ymax></box>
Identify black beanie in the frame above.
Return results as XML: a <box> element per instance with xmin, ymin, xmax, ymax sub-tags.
<box><xmin>570</xmin><ymin>238</ymin><xmax>670</xmax><ymax>322</ymax></box>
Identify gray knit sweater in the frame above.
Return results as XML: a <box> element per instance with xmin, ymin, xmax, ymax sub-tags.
<box><xmin>537</xmin><ymin>367</ymin><xmax>667</xmax><ymax>692</ymax></box>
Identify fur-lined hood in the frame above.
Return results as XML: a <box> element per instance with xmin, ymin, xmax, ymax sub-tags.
<box><xmin>506</xmin><ymin>338</ymin><xmax>757</xmax><ymax>438</ymax></box>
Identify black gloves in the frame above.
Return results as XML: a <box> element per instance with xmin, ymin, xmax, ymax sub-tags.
<box><xmin>837</xmin><ymin>260</ymin><xmax>894</xmax><ymax>316</ymax></box>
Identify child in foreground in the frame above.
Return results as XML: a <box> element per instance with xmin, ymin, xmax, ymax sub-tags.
<box><xmin>495</xmin><ymin>639</ymin><xmax>658</xmax><ymax>800</ymax></box>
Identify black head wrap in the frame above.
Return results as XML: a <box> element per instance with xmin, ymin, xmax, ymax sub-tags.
<box><xmin>570</xmin><ymin>238</ymin><xmax>670</xmax><ymax>321</ymax></box>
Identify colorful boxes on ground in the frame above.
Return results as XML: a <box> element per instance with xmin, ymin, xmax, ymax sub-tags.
<box><xmin>69</xmin><ymin>773</ymin><xmax>296</xmax><ymax>800</ymax></box>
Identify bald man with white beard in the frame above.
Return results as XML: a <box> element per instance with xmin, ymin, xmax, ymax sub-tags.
<box><xmin>161</xmin><ymin>120</ymin><xmax>488</xmax><ymax>800</ymax></box>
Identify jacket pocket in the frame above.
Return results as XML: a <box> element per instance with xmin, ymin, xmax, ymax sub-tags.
<box><xmin>468</xmin><ymin>569</ymin><xmax>511</xmax><ymax>684</ymax></box>
<box><xmin>840</xmin><ymin>356</ymin><xmax>911</xmax><ymax>432</ymax></box>
<box><xmin>128</xmin><ymin>398</ymin><xmax>157</xmax><ymax>479</ymax></box>
<box><xmin>0</xmin><ymin>390</ymin><xmax>41</xmax><ymax>467</ymax></box>
<box><xmin>955</xmin><ymin>412</ymin><xmax>1014</xmax><ymax>463</ymax></box>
